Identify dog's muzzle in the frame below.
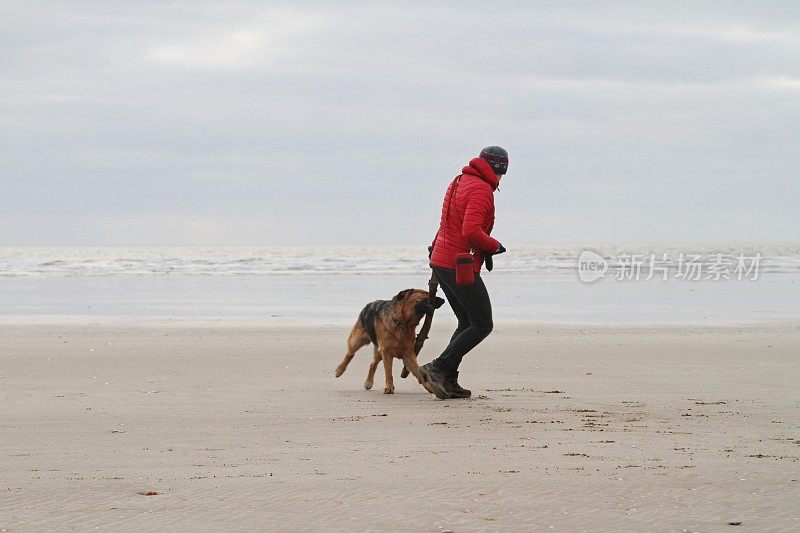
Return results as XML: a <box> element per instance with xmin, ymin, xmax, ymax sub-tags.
<box><xmin>415</xmin><ymin>302</ymin><xmax>432</xmax><ymax>316</ymax></box>
<box><xmin>415</xmin><ymin>297</ymin><xmax>445</xmax><ymax>316</ymax></box>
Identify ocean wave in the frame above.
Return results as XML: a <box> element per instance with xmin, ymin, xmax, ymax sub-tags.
<box><xmin>0</xmin><ymin>244</ymin><xmax>798</xmax><ymax>278</ymax></box>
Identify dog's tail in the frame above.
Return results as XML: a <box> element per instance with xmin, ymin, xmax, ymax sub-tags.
<box><xmin>359</xmin><ymin>304</ymin><xmax>379</xmax><ymax>346</ymax></box>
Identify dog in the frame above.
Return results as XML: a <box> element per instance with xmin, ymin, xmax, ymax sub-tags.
<box><xmin>335</xmin><ymin>289</ymin><xmax>445</xmax><ymax>394</ymax></box>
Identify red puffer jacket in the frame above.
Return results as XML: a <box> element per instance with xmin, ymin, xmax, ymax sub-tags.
<box><xmin>429</xmin><ymin>157</ymin><xmax>501</xmax><ymax>273</ymax></box>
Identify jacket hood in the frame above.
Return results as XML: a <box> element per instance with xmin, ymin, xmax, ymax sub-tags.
<box><xmin>462</xmin><ymin>157</ymin><xmax>499</xmax><ymax>190</ymax></box>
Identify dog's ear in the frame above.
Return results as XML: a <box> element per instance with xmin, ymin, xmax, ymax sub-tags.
<box><xmin>433</xmin><ymin>296</ymin><xmax>445</xmax><ymax>309</ymax></box>
<box><xmin>395</xmin><ymin>289</ymin><xmax>412</xmax><ymax>301</ymax></box>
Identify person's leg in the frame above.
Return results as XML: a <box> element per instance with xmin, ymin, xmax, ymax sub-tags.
<box><xmin>436</xmin><ymin>271</ymin><xmax>470</xmax><ymax>344</ymax></box>
<box><xmin>431</xmin><ymin>266</ymin><xmax>493</xmax><ymax>374</ymax></box>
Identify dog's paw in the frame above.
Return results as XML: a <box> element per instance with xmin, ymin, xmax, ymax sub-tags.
<box><xmin>383</xmin><ymin>385</ymin><xmax>395</xmax><ymax>394</ymax></box>
<box><xmin>335</xmin><ymin>366</ymin><xmax>345</xmax><ymax>377</ymax></box>
<box><xmin>364</xmin><ymin>379</ymin><xmax>373</xmax><ymax>390</ymax></box>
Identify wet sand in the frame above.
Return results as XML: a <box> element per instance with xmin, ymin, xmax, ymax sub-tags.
<box><xmin>1</xmin><ymin>323</ymin><xmax>799</xmax><ymax>531</ymax></box>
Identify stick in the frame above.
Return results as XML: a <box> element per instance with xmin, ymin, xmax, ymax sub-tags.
<box><xmin>401</xmin><ymin>272</ymin><xmax>439</xmax><ymax>378</ymax></box>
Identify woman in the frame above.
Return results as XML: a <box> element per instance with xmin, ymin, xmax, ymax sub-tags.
<box><xmin>420</xmin><ymin>146</ymin><xmax>508</xmax><ymax>399</ymax></box>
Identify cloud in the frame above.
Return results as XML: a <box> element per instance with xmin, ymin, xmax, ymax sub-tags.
<box><xmin>146</xmin><ymin>30</ymin><xmax>267</xmax><ymax>68</ymax></box>
<box><xmin>143</xmin><ymin>10</ymin><xmax>324</xmax><ymax>68</ymax></box>
<box><xmin>1</xmin><ymin>1</ymin><xmax>799</xmax><ymax>245</ymax></box>
<box><xmin>760</xmin><ymin>76</ymin><xmax>800</xmax><ymax>89</ymax></box>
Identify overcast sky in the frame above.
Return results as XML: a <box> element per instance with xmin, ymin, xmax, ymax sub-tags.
<box><xmin>1</xmin><ymin>1</ymin><xmax>798</xmax><ymax>245</ymax></box>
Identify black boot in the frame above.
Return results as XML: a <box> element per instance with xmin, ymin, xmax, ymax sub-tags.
<box><xmin>445</xmin><ymin>371</ymin><xmax>471</xmax><ymax>399</ymax></box>
<box><xmin>419</xmin><ymin>362</ymin><xmax>452</xmax><ymax>400</ymax></box>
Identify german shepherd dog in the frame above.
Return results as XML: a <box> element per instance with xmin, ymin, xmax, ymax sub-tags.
<box><xmin>335</xmin><ymin>289</ymin><xmax>444</xmax><ymax>394</ymax></box>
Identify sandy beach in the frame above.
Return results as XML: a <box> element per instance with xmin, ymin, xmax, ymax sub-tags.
<box><xmin>2</xmin><ymin>322</ymin><xmax>798</xmax><ymax>531</ymax></box>
<box><xmin>5</xmin><ymin>0</ymin><xmax>800</xmax><ymax>530</ymax></box>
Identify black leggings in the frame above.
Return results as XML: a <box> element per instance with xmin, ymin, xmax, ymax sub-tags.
<box><xmin>431</xmin><ymin>266</ymin><xmax>493</xmax><ymax>374</ymax></box>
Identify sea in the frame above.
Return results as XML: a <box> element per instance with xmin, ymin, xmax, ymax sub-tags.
<box><xmin>1</xmin><ymin>244</ymin><xmax>798</xmax><ymax>326</ymax></box>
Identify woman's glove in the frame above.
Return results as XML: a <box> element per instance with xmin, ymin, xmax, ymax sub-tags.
<box><xmin>484</xmin><ymin>243</ymin><xmax>506</xmax><ymax>272</ymax></box>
